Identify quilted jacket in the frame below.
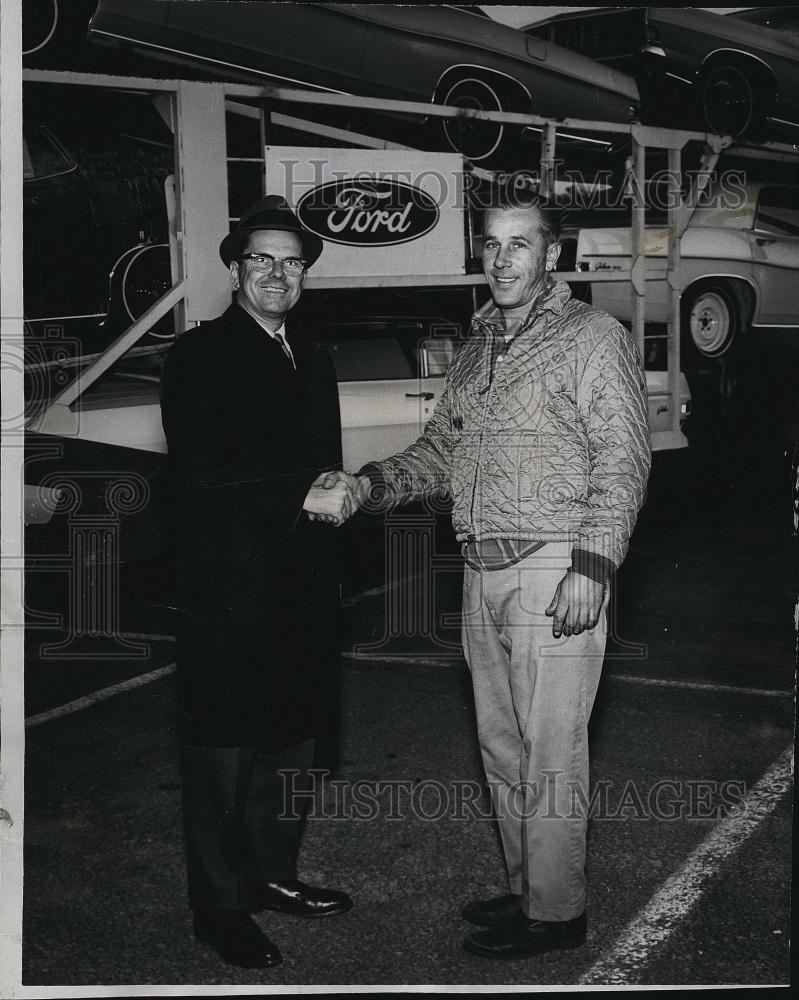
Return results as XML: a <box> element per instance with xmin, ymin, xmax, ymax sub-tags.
<box><xmin>365</xmin><ymin>280</ymin><xmax>651</xmax><ymax>575</ymax></box>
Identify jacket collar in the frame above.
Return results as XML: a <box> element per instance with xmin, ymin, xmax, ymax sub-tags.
<box><xmin>216</xmin><ymin>302</ymin><xmax>311</xmax><ymax>361</ymax></box>
<box><xmin>226</xmin><ymin>300</ymin><xmax>291</xmax><ymax>333</ymax></box>
<box><xmin>223</xmin><ymin>301</ymin><xmax>301</xmax><ymax>339</ymax></box>
<box><xmin>472</xmin><ymin>278</ymin><xmax>572</xmax><ymax>337</ymax></box>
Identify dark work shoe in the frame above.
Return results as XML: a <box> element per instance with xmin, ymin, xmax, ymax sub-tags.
<box><xmin>260</xmin><ymin>879</ymin><xmax>353</xmax><ymax>918</ymax></box>
<box><xmin>463</xmin><ymin>911</ymin><xmax>587</xmax><ymax>960</ymax></box>
<box><xmin>462</xmin><ymin>892</ymin><xmax>524</xmax><ymax>927</ymax></box>
<box><xmin>193</xmin><ymin>908</ymin><xmax>282</xmax><ymax>968</ymax></box>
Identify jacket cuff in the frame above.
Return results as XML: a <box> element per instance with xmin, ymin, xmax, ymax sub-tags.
<box><xmin>273</xmin><ymin>471</ymin><xmax>321</xmax><ymax>532</ymax></box>
<box><xmin>357</xmin><ymin>463</ymin><xmax>388</xmax><ymax>508</ymax></box>
<box><xmin>570</xmin><ymin>548</ymin><xmax>615</xmax><ymax>585</ymax></box>
<box><xmin>278</xmin><ymin>468</ymin><xmax>341</xmax><ymax>532</ymax></box>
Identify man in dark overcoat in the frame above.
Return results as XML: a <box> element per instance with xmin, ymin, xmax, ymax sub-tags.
<box><xmin>160</xmin><ymin>195</ymin><xmax>357</xmax><ymax>969</ymax></box>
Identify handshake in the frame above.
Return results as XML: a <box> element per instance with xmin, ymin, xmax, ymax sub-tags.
<box><xmin>303</xmin><ymin>470</ymin><xmax>372</xmax><ymax>527</ymax></box>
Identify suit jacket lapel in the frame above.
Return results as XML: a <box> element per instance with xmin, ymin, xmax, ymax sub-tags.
<box><xmin>224</xmin><ymin>303</ymin><xmax>299</xmax><ymax>371</ymax></box>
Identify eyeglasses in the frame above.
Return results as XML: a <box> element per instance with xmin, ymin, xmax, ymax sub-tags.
<box><xmin>238</xmin><ymin>252</ymin><xmax>307</xmax><ymax>275</ymax></box>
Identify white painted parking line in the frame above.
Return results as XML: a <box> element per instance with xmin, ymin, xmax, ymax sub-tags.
<box><xmin>26</xmin><ymin>644</ymin><xmax>790</xmax><ymax>729</ymax></box>
<box><xmin>342</xmin><ymin>651</ymin><xmax>463</xmax><ymax>668</ymax></box>
<box><xmin>117</xmin><ymin>631</ymin><xmax>175</xmax><ymax>643</ymax></box>
<box><xmin>114</xmin><ymin>638</ymin><xmax>790</xmax><ymax>700</ymax></box>
<box><xmin>599</xmin><ymin>673</ymin><xmax>791</xmax><ymax>699</ymax></box>
<box><xmin>341</xmin><ymin>576</ymin><xmax>417</xmax><ymax>608</ymax></box>
<box><xmin>25</xmin><ymin>664</ymin><xmax>176</xmax><ymax>728</ymax></box>
<box><xmin>579</xmin><ymin>744</ymin><xmax>794</xmax><ymax>986</ymax></box>
<box><xmin>341</xmin><ymin>652</ymin><xmax>793</xmax><ymax>698</ymax></box>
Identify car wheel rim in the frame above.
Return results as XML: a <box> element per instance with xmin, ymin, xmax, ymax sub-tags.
<box><xmin>702</xmin><ymin>66</ymin><xmax>753</xmax><ymax>136</ymax></box>
<box><xmin>122</xmin><ymin>244</ymin><xmax>175</xmax><ymax>339</ymax></box>
<box><xmin>22</xmin><ymin>0</ymin><xmax>59</xmax><ymax>55</ymax></box>
<box><xmin>441</xmin><ymin>78</ymin><xmax>503</xmax><ymax>161</ymax></box>
<box><xmin>689</xmin><ymin>291</ymin><xmax>732</xmax><ymax>356</ymax></box>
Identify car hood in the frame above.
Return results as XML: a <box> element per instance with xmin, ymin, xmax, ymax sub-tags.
<box><xmin>331</xmin><ymin>3</ymin><xmax>640</xmax><ymax>99</ymax></box>
<box><xmin>648</xmin><ymin>6</ymin><xmax>799</xmax><ymax>55</ymax></box>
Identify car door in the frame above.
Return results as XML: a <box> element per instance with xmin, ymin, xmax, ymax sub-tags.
<box><xmin>315</xmin><ymin>319</ymin><xmax>459</xmax><ymax>472</ymax></box>
<box><xmin>749</xmin><ymin>185</ymin><xmax>799</xmax><ymax>327</ymax></box>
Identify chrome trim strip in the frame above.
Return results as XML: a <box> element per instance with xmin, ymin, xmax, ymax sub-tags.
<box><xmin>90</xmin><ymin>29</ymin><xmax>348</xmax><ymax>95</ymax></box>
<box><xmin>26</xmin><ymin>313</ymin><xmax>105</xmax><ymax>322</ymax></box>
<box><xmin>767</xmin><ymin>115</ymin><xmax>799</xmax><ymax>128</ymax></box>
<box><xmin>700</xmin><ymin>47</ymin><xmax>776</xmax><ymax>78</ymax></box>
<box><xmin>431</xmin><ymin>62</ymin><xmax>532</xmax><ymax>104</ymax></box>
<box><xmin>666</xmin><ymin>71</ymin><xmax>692</xmax><ymax>85</ymax></box>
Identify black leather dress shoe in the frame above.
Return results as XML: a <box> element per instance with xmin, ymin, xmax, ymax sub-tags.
<box><xmin>260</xmin><ymin>879</ymin><xmax>353</xmax><ymax>918</ymax></box>
<box><xmin>463</xmin><ymin>911</ymin><xmax>587</xmax><ymax>959</ymax></box>
<box><xmin>462</xmin><ymin>892</ymin><xmax>523</xmax><ymax>927</ymax></box>
<box><xmin>193</xmin><ymin>908</ymin><xmax>282</xmax><ymax>968</ymax></box>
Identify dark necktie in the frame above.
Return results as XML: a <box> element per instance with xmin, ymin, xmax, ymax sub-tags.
<box><xmin>274</xmin><ymin>331</ymin><xmax>295</xmax><ymax>369</ymax></box>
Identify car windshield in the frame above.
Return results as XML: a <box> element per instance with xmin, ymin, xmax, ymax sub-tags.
<box><xmin>445</xmin><ymin>5</ymin><xmax>490</xmax><ymax>16</ymax></box>
<box><xmin>311</xmin><ymin>320</ymin><xmax>462</xmax><ymax>382</ymax></box>
<box><xmin>729</xmin><ymin>8</ymin><xmax>799</xmax><ymax>33</ymax></box>
<box><xmin>325</xmin><ymin>335</ymin><xmax>415</xmax><ymax>382</ymax></box>
<box><xmin>23</xmin><ymin>125</ymin><xmax>77</xmax><ymax>183</ymax></box>
<box><xmin>755</xmin><ymin>187</ymin><xmax>799</xmax><ymax>237</ymax></box>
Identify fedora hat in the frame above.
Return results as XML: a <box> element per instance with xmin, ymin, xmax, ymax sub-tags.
<box><xmin>219</xmin><ymin>194</ymin><xmax>323</xmax><ymax>267</ymax></box>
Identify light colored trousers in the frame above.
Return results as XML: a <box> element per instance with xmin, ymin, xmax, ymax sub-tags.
<box><xmin>461</xmin><ymin>542</ymin><xmax>607</xmax><ymax>921</ymax></box>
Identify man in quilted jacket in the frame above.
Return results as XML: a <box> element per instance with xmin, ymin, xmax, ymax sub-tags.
<box><xmin>323</xmin><ymin>188</ymin><xmax>652</xmax><ymax>959</ymax></box>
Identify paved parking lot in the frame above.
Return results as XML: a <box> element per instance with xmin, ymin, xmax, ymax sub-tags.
<box><xmin>17</xmin><ymin>342</ymin><xmax>797</xmax><ymax>989</ymax></box>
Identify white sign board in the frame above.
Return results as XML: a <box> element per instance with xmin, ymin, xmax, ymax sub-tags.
<box><xmin>265</xmin><ymin>148</ymin><xmax>466</xmax><ymax>278</ymax></box>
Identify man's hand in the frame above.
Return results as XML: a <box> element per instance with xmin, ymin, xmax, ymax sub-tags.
<box><xmin>321</xmin><ymin>470</ymin><xmax>371</xmax><ymax>506</ymax></box>
<box><xmin>303</xmin><ymin>478</ymin><xmax>355</xmax><ymax>526</ymax></box>
<box><xmin>304</xmin><ymin>471</ymin><xmax>369</xmax><ymax>526</ymax></box>
<box><xmin>545</xmin><ymin>572</ymin><xmax>606</xmax><ymax>639</ymax></box>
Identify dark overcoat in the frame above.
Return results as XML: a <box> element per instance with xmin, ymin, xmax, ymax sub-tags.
<box><xmin>160</xmin><ymin>303</ymin><xmax>344</xmax><ymax>749</ymax></box>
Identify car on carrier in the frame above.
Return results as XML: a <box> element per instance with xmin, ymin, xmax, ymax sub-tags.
<box><xmin>524</xmin><ymin>6</ymin><xmax>799</xmax><ymax>141</ymax></box>
<box><xmin>84</xmin><ymin>1</ymin><xmax>640</xmax><ymax>163</ymax></box>
<box><xmin>572</xmin><ymin>181</ymin><xmax>799</xmax><ymax>369</ymax></box>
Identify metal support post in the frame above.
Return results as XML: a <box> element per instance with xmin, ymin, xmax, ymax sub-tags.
<box><xmin>629</xmin><ymin>138</ymin><xmax>646</xmax><ymax>360</ymax></box>
<box><xmin>175</xmin><ymin>82</ymin><xmax>231</xmax><ymax>325</ymax></box>
<box><xmin>667</xmin><ymin>148</ymin><xmax>687</xmax><ymax>448</ymax></box>
<box><xmin>260</xmin><ymin>101</ymin><xmax>270</xmax><ymax>197</ymax></box>
<box><xmin>539</xmin><ymin>122</ymin><xmax>557</xmax><ymax>201</ymax></box>
<box><xmin>678</xmin><ymin>140</ymin><xmax>724</xmax><ymax>239</ymax></box>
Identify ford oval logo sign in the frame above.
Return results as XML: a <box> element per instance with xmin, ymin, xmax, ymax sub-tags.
<box><xmin>296</xmin><ymin>179</ymin><xmax>440</xmax><ymax>247</ymax></box>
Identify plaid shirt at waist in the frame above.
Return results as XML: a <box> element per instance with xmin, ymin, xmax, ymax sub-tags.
<box><xmin>462</xmin><ymin>538</ymin><xmax>547</xmax><ymax>571</ymax></box>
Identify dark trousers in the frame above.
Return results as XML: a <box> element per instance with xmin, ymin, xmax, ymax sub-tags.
<box><xmin>180</xmin><ymin>739</ymin><xmax>315</xmax><ymax>910</ymax></box>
